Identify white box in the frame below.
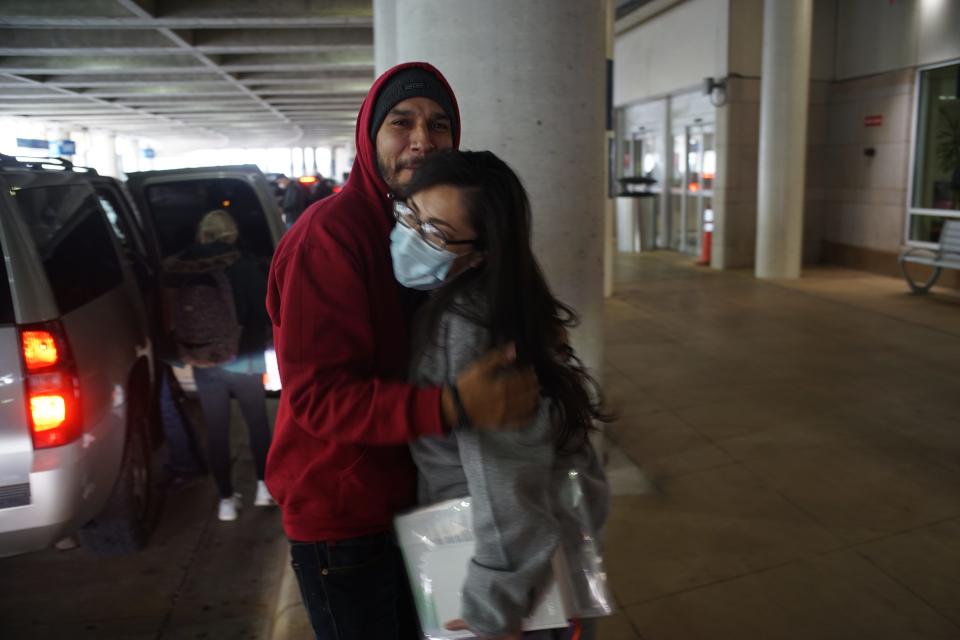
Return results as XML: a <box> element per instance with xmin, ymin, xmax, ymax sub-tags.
<box><xmin>395</xmin><ymin>497</ymin><xmax>575</xmax><ymax>640</ymax></box>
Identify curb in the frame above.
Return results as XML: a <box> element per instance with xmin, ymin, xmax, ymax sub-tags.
<box><xmin>270</xmin><ymin>549</ymin><xmax>312</xmax><ymax>640</ymax></box>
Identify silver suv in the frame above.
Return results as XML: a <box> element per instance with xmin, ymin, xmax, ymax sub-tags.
<box><xmin>0</xmin><ymin>155</ymin><xmax>161</xmax><ymax>557</ymax></box>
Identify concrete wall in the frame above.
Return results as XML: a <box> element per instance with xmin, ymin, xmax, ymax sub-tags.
<box><xmin>820</xmin><ymin>0</ymin><xmax>959</xmax><ymax>276</ymax></box>
<box><xmin>727</xmin><ymin>0</ymin><xmax>835</xmax><ymax>80</ymax></box>
<box><xmin>835</xmin><ymin>0</ymin><xmax>960</xmax><ymax>80</ymax></box>
<box><xmin>819</xmin><ymin>69</ymin><xmax>916</xmax><ymax>273</ymax></box>
<box><xmin>613</xmin><ymin>0</ymin><xmax>728</xmax><ymax>106</ymax></box>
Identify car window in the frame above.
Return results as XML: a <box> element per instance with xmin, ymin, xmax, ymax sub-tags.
<box><xmin>96</xmin><ymin>186</ymin><xmax>148</xmax><ymax>257</ymax></box>
<box><xmin>144</xmin><ymin>178</ymin><xmax>273</xmax><ymax>260</ymax></box>
<box><xmin>0</xmin><ymin>242</ymin><xmax>14</xmax><ymax>325</ymax></box>
<box><xmin>11</xmin><ymin>185</ymin><xmax>123</xmax><ymax>314</ymax></box>
<box><xmin>98</xmin><ymin>194</ymin><xmax>127</xmax><ymax>245</ymax></box>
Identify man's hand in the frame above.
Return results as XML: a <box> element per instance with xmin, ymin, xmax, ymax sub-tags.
<box><xmin>442</xmin><ymin>343</ymin><xmax>539</xmax><ymax>431</ymax></box>
<box><xmin>444</xmin><ymin>618</ymin><xmax>522</xmax><ymax>640</ymax></box>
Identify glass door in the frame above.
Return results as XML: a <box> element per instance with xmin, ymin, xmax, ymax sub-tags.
<box><xmin>668</xmin><ymin>131</ymin><xmax>685</xmax><ymax>251</ymax></box>
<box><xmin>676</xmin><ymin>123</ymin><xmax>715</xmax><ymax>256</ymax></box>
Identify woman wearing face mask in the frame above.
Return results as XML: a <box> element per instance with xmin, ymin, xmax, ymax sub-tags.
<box><xmin>390</xmin><ymin>150</ymin><xmax>610</xmax><ymax>640</ymax></box>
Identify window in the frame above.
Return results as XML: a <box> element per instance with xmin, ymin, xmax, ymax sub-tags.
<box><xmin>909</xmin><ymin>60</ymin><xmax>960</xmax><ymax>244</ymax></box>
<box><xmin>98</xmin><ymin>195</ymin><xmax>127</xmax><ymax>245</ymax></box>
<box><xmin>96</xmin><ymin>186</ymin><xmax>148</xmax><ymax>258</ymax></box>
<box><xmin>144</xmin><ymin>178</ymin><xmax>273</xmax><ymax>260</ymax></box>
<box><xmin>12</xmin><ymin>185</ymin><xmax>123</xmax><ymax>314</ymax></box>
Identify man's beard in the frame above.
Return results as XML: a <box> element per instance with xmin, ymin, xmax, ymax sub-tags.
<box><xmin>377</xmin><ymin>155</ymin><xmax>423</xmax><ymax>192</ymax></box>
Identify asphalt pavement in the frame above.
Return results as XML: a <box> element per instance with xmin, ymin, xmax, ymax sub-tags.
<box><xmin>0</xmin><ymin>399</ymin><xmax>289</xmax><ymax>640</ymax></box>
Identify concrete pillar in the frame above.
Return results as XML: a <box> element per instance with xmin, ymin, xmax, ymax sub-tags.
<box><xmin>602</xmin><ymin>0</ymin><xmax>616</xmax><ymax>299</ymax></box>
<box><xmin>373</xmin><ymin>0</ymin><xmax>397</xmax><ymax>76</ymax></box>
<box><xmin>334</xmin><ymin>145</ymin><xmax>350</xmax><ymax>181</ymax></box>
<box><xmin>72</xmin><ymin>129</ymin><xmax>90</xmax><ymax>168</ymax></box>
<box><xmin>118</xmin><ymin>137</ymin><xmax>140</xmax><ymax>175</ymax></box>
<box><xmin>755</xmin><ymin>0</ymin><xmax>813</xmax><ymax>279</ymax></box>
<box><xmin>658</xmin><ymin>98</ymin><xmax>671</xmax><ymax>250</ymax></box>
<box><xmin>394</xmin><ymin>0</ymin><xmax>606</xmax><ymax>376</ymax></box>
<box><xmin>330</xmin><ymin>145</ymin><xmax>339</xmax><ymax>180</ymax></box>
<box><xmin>89</xmin><ymin>130</ymin><xmax>119</xmax><ymax>178</ymax></box>
<box><xmin>344</xmin><ymin>141</ymin><xmax>356</xmax><ymax>175</ymax></box>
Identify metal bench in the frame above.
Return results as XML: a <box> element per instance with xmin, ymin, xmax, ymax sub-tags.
<box><xmin>898</xmin><ymin>220</ymin><xmax>960</xmax><ymax>293</ymax></box>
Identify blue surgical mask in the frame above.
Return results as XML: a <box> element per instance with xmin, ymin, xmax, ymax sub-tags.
<box><xmin>390</xmin><ymin>222</ymin><xmax>459</xmax><ymax>290</ymax></box>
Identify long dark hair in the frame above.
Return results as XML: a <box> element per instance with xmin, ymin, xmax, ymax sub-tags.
<box><xmin>403</xmin><ymin>150</ymin><xmax>611</xmax><ymax>453</ymax></box>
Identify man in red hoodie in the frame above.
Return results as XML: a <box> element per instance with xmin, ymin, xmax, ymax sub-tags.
<box><xmin>266</xmin><ymin>63</ymin><xmax>539</xmax><ymax>639</ymax></box>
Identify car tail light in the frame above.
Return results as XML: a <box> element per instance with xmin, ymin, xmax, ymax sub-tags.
<box><xmin>18</xmin><ymin>322</ymin><xmax>81</xmax><ymax>449</ymax></box>
<box><xmin>22</xmin><ymin>330</ymin><xmax>59</xmax><ymax>369</ymax></box>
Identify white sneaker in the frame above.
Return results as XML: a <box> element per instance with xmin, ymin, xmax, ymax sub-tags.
<box><xmin>254</xmin><ymin>480</ymin><xmax>276</xmax><ymax>507</ymax></box>
<box><xmin>218</xmin><ymin>493</ymin><xmax>242</xmax><ymax>521</ymax></box>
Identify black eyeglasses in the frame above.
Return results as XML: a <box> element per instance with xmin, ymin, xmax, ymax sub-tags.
<box><xmin>393</xmin><ymin>200</ymin><xmax>478</xmax><ymax>251</ymax></box>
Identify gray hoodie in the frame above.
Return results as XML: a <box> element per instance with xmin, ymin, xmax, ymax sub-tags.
<box><xmin>409</xmin><ymin>301</ymin><xmax>609</xmax><ymax>638</ymax></box>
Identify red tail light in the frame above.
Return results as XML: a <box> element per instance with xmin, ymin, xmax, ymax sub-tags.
<box><xmin>18</xmin><ymin>322</ymin><xmax>81</xmax><ymax>449</ymax></box>
<box><xmin>22</xmin><ymin>330</ymin><xmax>59</xmax><ymax>370</ymax></box>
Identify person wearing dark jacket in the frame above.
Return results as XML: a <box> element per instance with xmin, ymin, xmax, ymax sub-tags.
<box><xmin>306</xmin><ymin>174</ymin><xmax>335</xmax><ymax>205</ymax></box>
<box><xmin>265</xmin><ymin>62</ymin><xmax>540</xmax><ymax>640</ymax></box>
<box><xmin>165</xmin><ymin>209</ymin><xmax>274</xmax><ymax>522</ymax></box>
<box><xmin>277</xmin><ymin>175</ymin><xmax>308</xmax><ymax>227</ymax></box>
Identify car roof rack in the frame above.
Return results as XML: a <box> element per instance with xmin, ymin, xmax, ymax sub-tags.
<box><xmin>0</xmin><ymin>153</ymin><xmax>99</xmax><ymax>175</ymax></box>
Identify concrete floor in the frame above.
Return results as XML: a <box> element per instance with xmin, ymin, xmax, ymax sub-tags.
<box><xmin>597</xmin><ymin>252</ymin><xmax>960</xmax><ymax>640</ymax></box>
<box><xmin>3</xmin><ymin>252</ymin><xmax>958</xmax><ymax>639</ymax></box>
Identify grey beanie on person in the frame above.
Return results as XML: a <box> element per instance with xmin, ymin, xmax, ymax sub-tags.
<box><xmin>368</xmin><ymin>67</ymin><xmax>458</xmax><ymax>141</ymax></box>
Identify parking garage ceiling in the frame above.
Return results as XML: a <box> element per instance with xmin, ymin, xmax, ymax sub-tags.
<box><xmin>0</xmin><ymin>0</ymin><xmax>374</xmax><ymax>147</ymax></box>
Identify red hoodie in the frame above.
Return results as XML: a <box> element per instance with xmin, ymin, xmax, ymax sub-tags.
<box><xmin>265</xmin><ymin>63</ymin><xmax>461</xmax><ymax>541</ymax></box>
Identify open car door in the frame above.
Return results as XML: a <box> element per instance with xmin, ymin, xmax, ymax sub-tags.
<box><xmin>125</xmin><ymin>165</ymin><xmax>284</xmax><ymax>392</ymax></box>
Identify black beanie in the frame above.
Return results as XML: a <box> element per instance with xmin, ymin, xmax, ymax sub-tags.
<box><xmin>368</xmin><ymin>67</ymin><xmax>458</xmax><ymax>142</ymax></box>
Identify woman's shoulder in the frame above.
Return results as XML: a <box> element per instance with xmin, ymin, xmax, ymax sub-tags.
<box><xmin>440</xmin><ymin>290</ymin><xmax>489</xmax><ymax>343</ymax></box>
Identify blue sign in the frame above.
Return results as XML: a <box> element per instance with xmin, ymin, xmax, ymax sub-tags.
<box><xmin>16</xmin><ymin>138</ymin><xmax>49</xmax><ymax>150</ymax></box>
<box><xmin>142</xmin><ymin>148</ymin><xmax>155</xmax><ymax>159</ymax></box>
<box><xmin>53</xmin><ymin>140</ymin><xmax>76</xmax><ymax>156</ymax></box>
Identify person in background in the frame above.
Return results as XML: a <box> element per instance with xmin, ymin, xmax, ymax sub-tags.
<box><xmin>165</xmin><ymin>209</ymin><xmax>275</xmax><ymax>521</ymax></box>
<box><xmin>306</xmin><ymin>173</ymin><xmax>334</xmax><ymax>205</ymax></box>
<box><xmin>265</xmin><ymin>62</ymin><xmax>540</xmax><ymax>640</ymax></box>
<box><xmin>276</xmin><ymin>174</ymin><xmax>308</xmax><ymax>227</ymax></box>
<box><xmin>399</xmin><ymin>150</ymin><xmax>610</xmax><ymax>640</ymax></box>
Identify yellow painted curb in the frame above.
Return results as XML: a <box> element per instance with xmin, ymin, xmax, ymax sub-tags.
<box><xmin>270</xmin><ymin>547</ymin><xmax>312</xmax><ymax>640</ymax></box>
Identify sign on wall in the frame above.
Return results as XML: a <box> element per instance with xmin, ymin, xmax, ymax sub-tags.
<box><xmin>52</xmin><ymin>140</ymin><xmax>76</xmax><ymax>156</ymax></box>
<box><xmin>16</xmin><ymin>138</ymin><xmax>48</xmax><ymax>150</ymax></box>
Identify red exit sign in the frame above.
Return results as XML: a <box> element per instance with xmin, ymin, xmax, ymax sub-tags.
<box><xmin>864</xmin><ymin>114</ymin><xmax>884</xmax><ymax>127</ymax></box>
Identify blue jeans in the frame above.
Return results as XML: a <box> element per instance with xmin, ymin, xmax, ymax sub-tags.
<box><xmin>159</xmin><ymin>365</ymin><xmax>205</xmax><ymax>475</ymax></box>
<box><xmin>289</xmin><ymin>532</ymin><xmax>420</xmax><ymax>640</ymax></box>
